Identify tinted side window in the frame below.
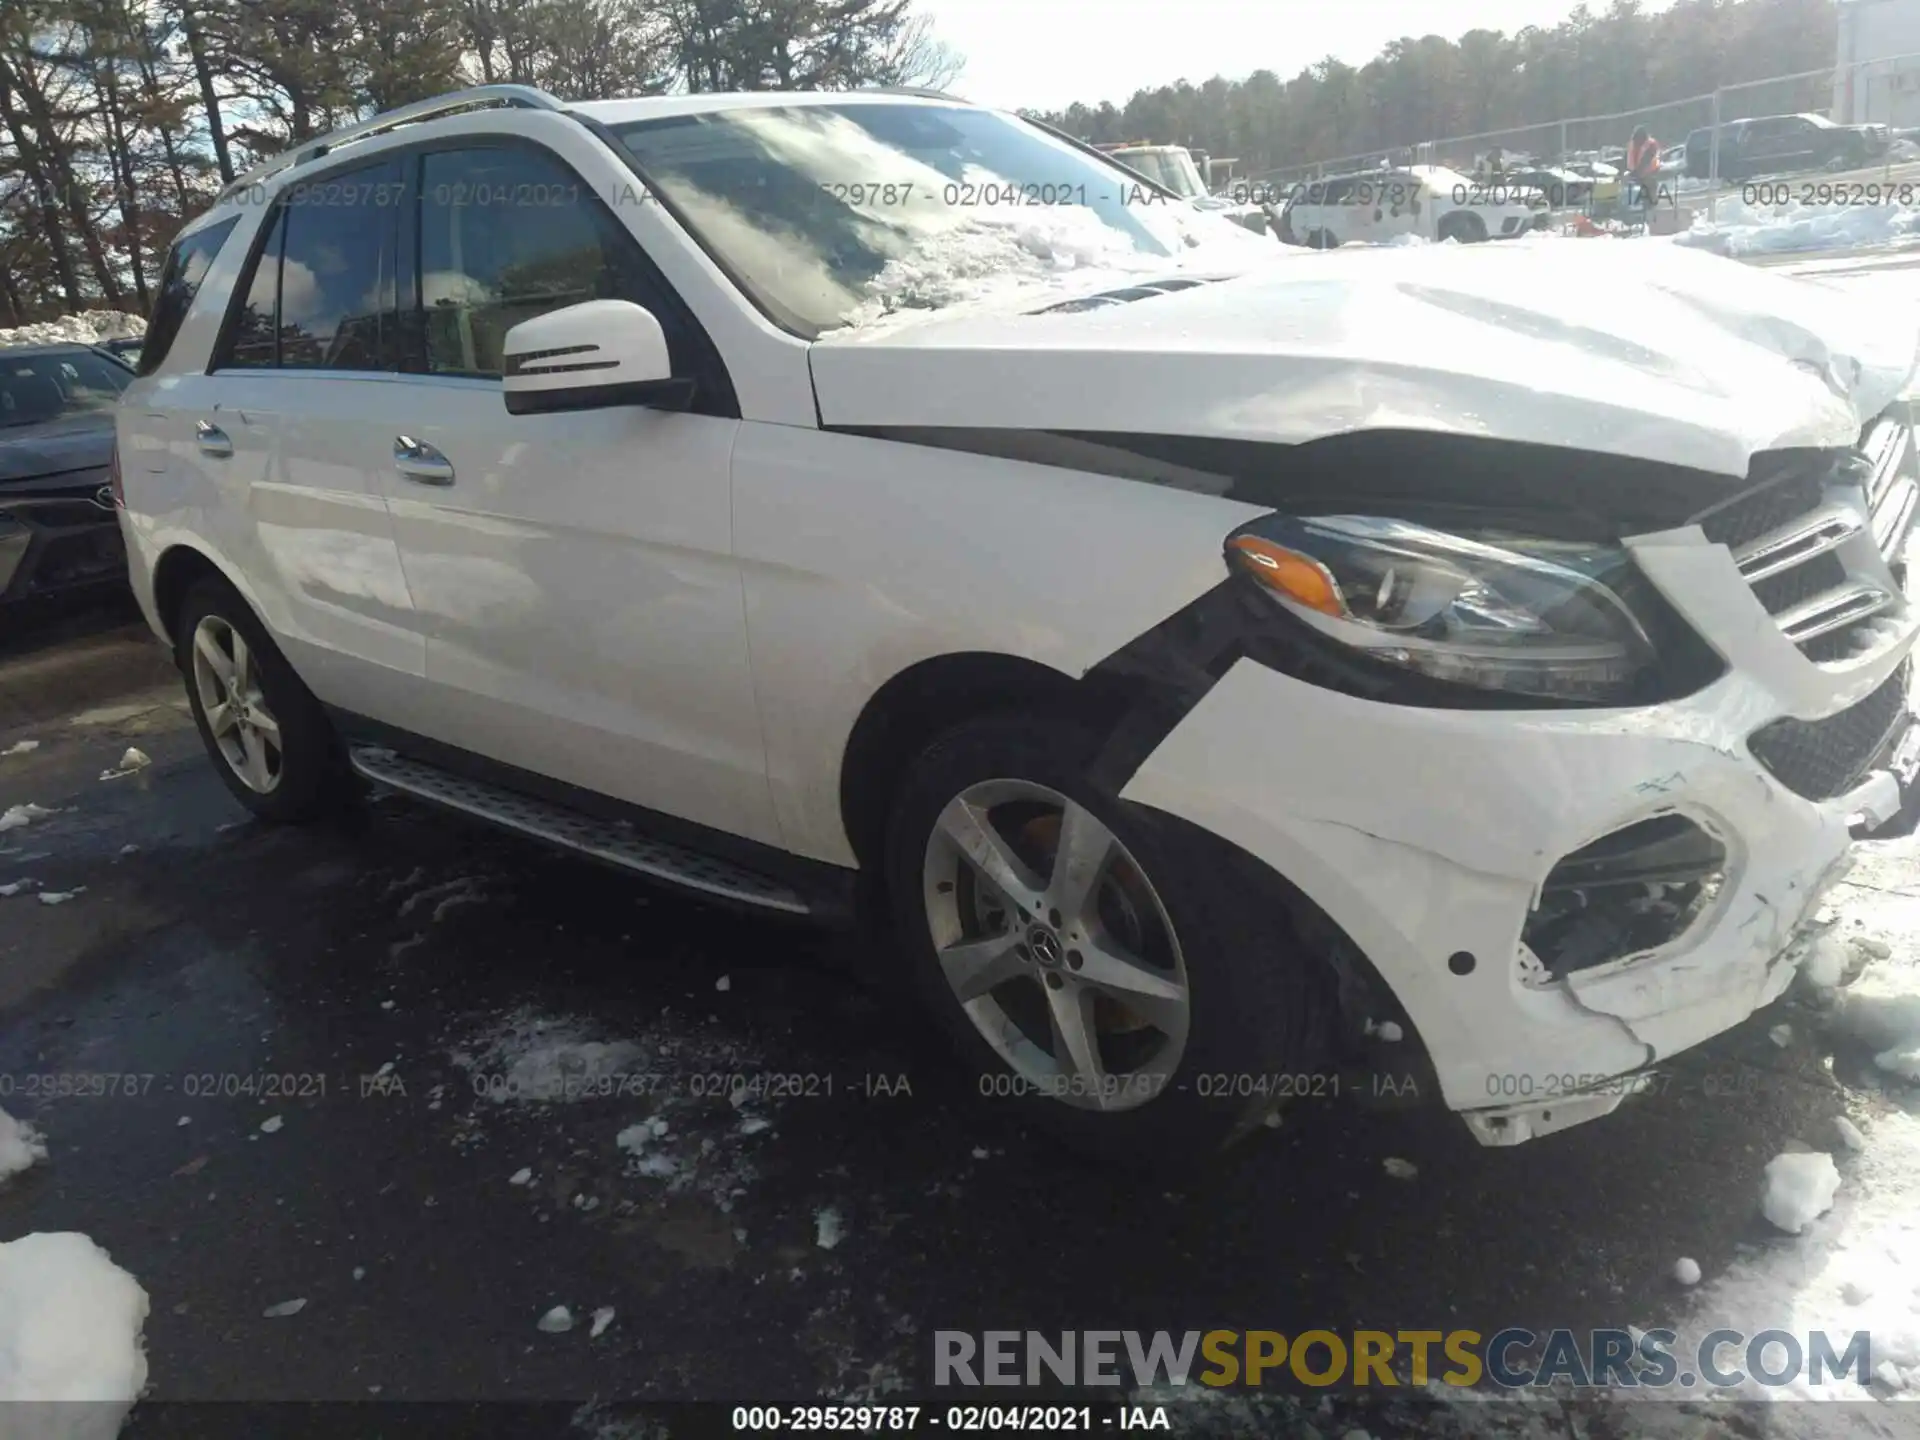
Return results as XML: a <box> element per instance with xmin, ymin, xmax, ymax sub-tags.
<box><xmin>137</xmin><ymin>216</ymin><xmax>239</xmax><ymax>376</ymax></box>
<box><xmin>221</xmin><ymin>209</ymin><xmax>285</xmax><ymax>369</ymax></box>
<box><xmin>416</xmin><ymin>146</ymin><xmax>661</xmax><ymax>378</ymax></box>
<box><xmin>214</xmin><ymin>160</ymin><xmax>401</xmax><ymax>372</ymax></box>
<box><xmin>278</xmin><ymin>165</ymin><xmax>402</xmax><ymax>370</ymax></box>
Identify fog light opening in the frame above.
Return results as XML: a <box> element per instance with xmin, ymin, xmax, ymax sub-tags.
<box><xmin>1523</xmin><ymin>815</ymin><xmax>1728</xmax><ymax>982</ymax></box>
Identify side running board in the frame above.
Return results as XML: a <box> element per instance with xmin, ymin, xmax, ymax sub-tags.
<box><xmin>348</xmin><ymin>746</ymin><xmax>811</xmax><ymax>915</ymax></box>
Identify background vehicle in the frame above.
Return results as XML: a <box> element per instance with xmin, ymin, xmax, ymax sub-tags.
<box><xmin>0</xmin><ymin>344</ymin><xmax>133</xmax><ymax>618</ymax></box>
<box><xmin>1105</xmin><ymin>141</ymin><xmax>1274</xmax><ymax>235</ymax></box>
<box><xmin>1684</xmin><ymin>112</ymin><xmax>1890</xmax><ymax>179</ymax></box>
<box><xmin>1503</xmin><ymin>165</ymin><xmax>1594</xmax><ymax>209</ymax></box>
<box><xmin>1103</xmin><ymin>142</ymin><xmax>1207</xmax><ymax>198</ymax></box>
<box><xmin>1277</xmin><ymin>164</ymin><xmax>1547</xmax><ymax>245</ymax></box>
<box><xmin>98</xmin><ymin>336</ymin><xmax>144</xmax><ymax>365</ymax></box>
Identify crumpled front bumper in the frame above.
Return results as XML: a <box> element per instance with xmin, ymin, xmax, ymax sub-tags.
<box><xmin>1119</xmin><ymin>447</ymin><xmax>1920</xmax><ymax>1145</ymax></box>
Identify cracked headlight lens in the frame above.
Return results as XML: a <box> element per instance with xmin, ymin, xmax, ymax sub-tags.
<box><xmin>1226</xmin><ymin>514</ymin><xmax>1657</xmax><ymax>702</ymax></box>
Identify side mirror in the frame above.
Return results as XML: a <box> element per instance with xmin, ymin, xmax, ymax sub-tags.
<box><xmin>501</xmin><ymin>299</ymin><xmax>695</xmax><ymax>416</ymax></box>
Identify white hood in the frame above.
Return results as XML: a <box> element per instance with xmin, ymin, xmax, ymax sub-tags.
<box><xmin>809</xmin><ymin>240</ymin><xmax>1920</xmax><ymax>479</ymax></box>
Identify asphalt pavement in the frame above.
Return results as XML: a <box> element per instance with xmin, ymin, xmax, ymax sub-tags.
<box><xmin>2</xmin><ymin>603</ymin><xmax>1905</xmax><ymax>1439</ymax></box>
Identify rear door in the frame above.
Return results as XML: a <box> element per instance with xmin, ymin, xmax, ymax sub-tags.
<box><xmin>183</xmin><ymin>159</ymin><xmax>429</xmax><ymax>723</ymax></box>
<box><xmin>1739</xmin><ymin>118</ymin><xmax>1788</xmax><ymax>174</ymax></box>
<box><xmin>1335</xmin><ymin>173</ymin><xmax>1385</xmax><ymax>244</ymax></box>
<box><xmin>1779</xmin><ymin>117</ymin><xmax>1823</xmax><ymax>172</ymax></box>
<box><xmin>1372</xmin><ymin>171</ymin><xmax>1425</xmax><ymax>241</ymax></box>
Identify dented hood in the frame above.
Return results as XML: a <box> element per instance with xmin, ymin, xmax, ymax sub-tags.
<box><xmin>809</xmin><ymin>240</ymin><xmax>1920</xmax><ymax>479</ymax></box>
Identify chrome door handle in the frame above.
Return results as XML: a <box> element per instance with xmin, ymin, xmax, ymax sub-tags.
<box><xmin>393</xmin><ymin>436</ymin><xmax>454</xmax><ymax>486</ymax></box>
<box><xmin>196</xmin><ymin>420</ymin><xmax>233</xmax><ymax>458</ymax></box>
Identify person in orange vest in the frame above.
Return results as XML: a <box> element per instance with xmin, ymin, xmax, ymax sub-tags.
<box><xmin>1626</xmin><ymin>126</ymin><xmax>1661</xmax><ymax>218</ymax></box>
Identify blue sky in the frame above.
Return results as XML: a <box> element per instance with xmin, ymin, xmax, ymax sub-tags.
<box><xmin>926</xmin><ymin>0</ymin><xmax>1652</xmax><ymax>111</ymax></box>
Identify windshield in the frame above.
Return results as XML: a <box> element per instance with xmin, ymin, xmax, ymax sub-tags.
<box><xmin>1111</xmin><ymin>149</ymin><xmax>1207</xmax><ymax>199</ymax></box>
<box><xmin>0</xmin><ymin>350</ymin><xmax>130</xmax><ymax>429</ymax></box>
<box><xmin>611</xmin><ymin>104</ymin><xmax>1270</xmax><ymax>338</ymax></box>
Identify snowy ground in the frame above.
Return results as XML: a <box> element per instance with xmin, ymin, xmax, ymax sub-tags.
<box><xmin>8</xmin><ymin>270</ymin><xmax>1920</xmax><ymax>1433</ymax></box>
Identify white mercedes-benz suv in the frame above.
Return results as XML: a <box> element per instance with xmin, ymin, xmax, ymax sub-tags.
<box><xmin>115</xmin><ymin>84</ymin><xmax>1920</xmax><ymax>1158</ymax></box>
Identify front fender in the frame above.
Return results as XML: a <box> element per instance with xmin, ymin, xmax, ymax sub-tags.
<box><xmin>730</xmin><ymin>426</ymin><xmax>1266</xmax><ymax>865</ymax></box>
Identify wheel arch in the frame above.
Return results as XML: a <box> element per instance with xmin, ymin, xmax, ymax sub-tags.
<box><xmin>838</xmin><ymin>650</ymin><xmax>1139</xmax><ymax>870</ymax></box>
<box><xmin>150</xmin><ymin>543</ymin><xmax>246</xmax><ymax>656</ymax></box>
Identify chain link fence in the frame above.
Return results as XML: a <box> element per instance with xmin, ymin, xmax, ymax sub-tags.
<box><xmin>1232</xmin><ymin>50</ymin><xmax>1920</xmax><ymax>232</ymax></box>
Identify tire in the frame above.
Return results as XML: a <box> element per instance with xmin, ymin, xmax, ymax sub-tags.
<box><xmin>174</xmin><ymin>576</ymin><xmax>344</xmax><ymax>823</ymax></box>
<box><xmin>1304</xmin><ymin>227</ymin><xmax>1338</xmax><ymax>250</ymax></box>
<box><xmin>1438</xmin><ymin>211</ymin><xmax>1487</xmax><ymax>244</ymax></box>
<box><xmin>882</xmin><ymin>713</ymin><xmax>1334</xmax><ymax>1165</ymax></box>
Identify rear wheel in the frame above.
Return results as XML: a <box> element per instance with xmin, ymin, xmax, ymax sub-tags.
<box><xmin>175</xmin><ymin>578</ymin><xmax>344</xmax><ymax>823</ymax></box>
<box><xmin>884</xmin><ymin>714</ymin><xmax>1333</xmax><ymax>1163</ymax></box>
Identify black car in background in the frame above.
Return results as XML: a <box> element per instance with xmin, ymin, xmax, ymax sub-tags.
<box><xmin>1684</xmin><ymin>113</ymin><xmax>1890</xmax><ymax>180</ymax></box>
<box><xmin>98</xmin><ymin>335</ymin><xmax>143</xmax><ymax>366</ymax></box>
<box><xmin>0</xmin><ymin>344</ymin><xmax>133</xmax><ymax>617</ymax></box>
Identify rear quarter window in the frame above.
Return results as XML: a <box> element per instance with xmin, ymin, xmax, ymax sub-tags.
<box><xmin>138</xmin><ymin>216</ymin><xmax>240</xmax><ymax>376</ymax></box>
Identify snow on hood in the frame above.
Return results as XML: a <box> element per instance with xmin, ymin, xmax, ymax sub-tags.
<box><xmin>811</xmin><ymin>238</ymin><xmax>1918</xmax><ymax>479</ymax></box>
<box><xmin>0</xmin><ymin>312</ymin><xmax>144</xmax><ymax>348</ymax></box>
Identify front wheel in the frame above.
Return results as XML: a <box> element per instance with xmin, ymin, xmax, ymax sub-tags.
<box><xmin>1438</xmin><ymin>211</ymin><xmax>1488</xmax><ymax>243</ymax></box>
<box><xmin>883</xmin><ymin>714</ymin><xmax>1332</xmax><ymax>1163</ymax></box>
<box><xmin>176</xmin><ymin>577</ymin><xmax>345</xmax><ymax>823</ymax></box>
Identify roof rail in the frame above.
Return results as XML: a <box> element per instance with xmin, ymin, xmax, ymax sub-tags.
<box><xmin>862</xmin><ymin>85</ymin><xmax>963</xmax><ymax>102</ymax></box>
<box><xmin>216</xmin><ymin>84</ymin><xmax>566</xmax><ymax>202</ymax></box>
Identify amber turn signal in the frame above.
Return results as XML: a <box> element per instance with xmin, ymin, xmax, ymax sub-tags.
<box><xmin>1227</xmin><ymin>535</ymin><xmax>1346</xmax><ymax>616</ymax></box>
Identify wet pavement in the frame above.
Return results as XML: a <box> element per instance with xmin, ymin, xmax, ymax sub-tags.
<box><xmin>0</xmin><ymin>606</ymin><xmax>1911</xmax><ymax>1436</ymax></box>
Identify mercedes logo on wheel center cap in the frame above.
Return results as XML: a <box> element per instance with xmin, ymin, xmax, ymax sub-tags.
<box><xmin>1027</xmin><ymin>927</ymin><xmax>1064</xmax><ymax>968</ymax></box>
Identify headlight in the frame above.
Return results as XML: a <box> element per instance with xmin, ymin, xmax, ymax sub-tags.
<box><xmin>1226</xmin><ymin>514</ymin><xmax>1657</xmax><ymax>702</ymax></box>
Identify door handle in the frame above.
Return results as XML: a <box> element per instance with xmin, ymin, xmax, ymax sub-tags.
<box><xmin>393</xmin><ymin>436</ymin><xmax>455</xmax><ymax>486</ymax></box>
<box><xmin>196</xmin><ymin>420</ymin><xmax>233</xmax><ymax>458</ymax></box>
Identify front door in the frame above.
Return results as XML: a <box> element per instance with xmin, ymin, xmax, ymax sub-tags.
<box><xmin>364</xmin><ymin>140</ymin><xmax>779</xmax><ymax>846</ymax></box>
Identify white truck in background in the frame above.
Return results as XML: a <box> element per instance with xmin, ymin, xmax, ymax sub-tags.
<box><xmin>1100</xmin><ymin>141</ymin><xmax>1276</xmax><ymax>237</ymax></box>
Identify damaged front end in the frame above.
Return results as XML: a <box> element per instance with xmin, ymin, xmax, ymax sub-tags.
<box><xmin>1110</xmin><ymin>403</ymin><xmax>1920</xmax><ymax>1147</ymax></box>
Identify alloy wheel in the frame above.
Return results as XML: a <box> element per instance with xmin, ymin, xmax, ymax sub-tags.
<box><xmin>921</xmin><ymin>779</ymin><xmax>1190</xmax><ymax>1112</ymax></box>
<box><xmin>191</xmin><ymin>614</ymin><xmax>283</xmax><ymax>794</ymax></box>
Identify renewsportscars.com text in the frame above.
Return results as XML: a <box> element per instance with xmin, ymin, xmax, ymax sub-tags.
<box><xmin>934</xmin><ymin>1328</ymin><xmax>1873</xmax><ymax>1390</ymax></box>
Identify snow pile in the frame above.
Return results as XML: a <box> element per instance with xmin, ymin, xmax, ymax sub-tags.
<box><xmin>615</xmin><ymin>1116</ymin><xmax>677</xmax><ymax>1179</ymax></box>
<box><xmin>453</xmin><ymin>1009</ymin><xmax>646</xmax><ymax>1104</ymax></box>
<box><xmin>1759</xmin><ymin>1151</ymin><xmax>1841</xmax><ymax>1233</ymax></box>
<box><xmin>1652</xmin><ymin>942</ymin><xmax>1920</xmax><ymax>1404</ymax></box>
<box><xmin>454</xmin><ymin>1004</ymin><xmax>787</xmax><ymax>1211</ymax></box>
<box><xmin>0</xmin><ymin>1232</ymin><xmax>149</xmax><ymax>1438</ymax></box>
<box><xmin>1801</xmin><ymin>935</ymin><xmax>1850</xmax><ymax>992</ymax></box>
<box><xmin>0</xmin><ymin>803</ymin><xmax>56</xmax><ymax>834</ymax></box>
<box><xmin>814</xmin><ymin>1205</ymin><xmax>846</xmax><ymax>1250</ymax></box>
<box><xmin>0</xmin><ymin>312</ymin><xmax>143</xmax><ymax>348</ymax></box>
<box><xmin>1674</xmin><ymin>194</ymin><xmax>1920</xmax><ymax>257</ymax></box>
<box><xmin>0</xmin><ymin>1106</ymin><xmax>48</xmax><ymax>1182</ymax></box>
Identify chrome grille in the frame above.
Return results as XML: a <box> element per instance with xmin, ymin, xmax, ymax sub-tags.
<box><xmin>1703</xmin><ymin>409</ymin><xmax>1919</xmax><ymax>662</ymax></box>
